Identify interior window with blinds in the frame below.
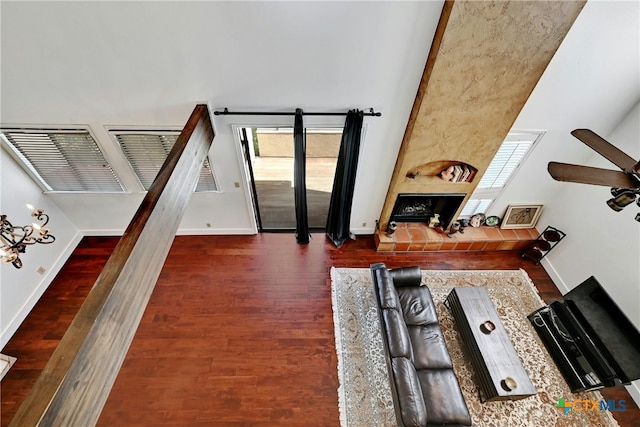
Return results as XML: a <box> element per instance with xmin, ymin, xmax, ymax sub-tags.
<box><xmin>112</xmin><ymin>131</ymin><xmax>218</xmax><ymax>192</ymax></box>
<box><xmin>460</xmin><ymin>131</ymin><xmax>544</xmax><ymax>217</ymax></box>
<box><xmin>0</xmin><ymin>128</ymin><xmax>123</xmax><ymax>192</ymax></box>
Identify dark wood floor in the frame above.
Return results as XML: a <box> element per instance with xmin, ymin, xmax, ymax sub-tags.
<box><xmin>1</xmin><ymin>234</ymin><xmax>638</xmax><ymax>426</ymax></box>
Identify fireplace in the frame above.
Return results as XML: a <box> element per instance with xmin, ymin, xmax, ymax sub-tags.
<box><xmin>390</xmin><ymin>193</ymin><xmax>466</xmax><ymax>228</ymax></box>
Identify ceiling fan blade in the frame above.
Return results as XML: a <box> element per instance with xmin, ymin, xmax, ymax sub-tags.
<box><xmin>548</xmin><ymin>162</ymin><xmax>638</xmax><ymax>189</ymax></box>
<box><xmin>571</xmin><ymin>129</ymin><xmax>638</xmax><ymax>172</ymax></box>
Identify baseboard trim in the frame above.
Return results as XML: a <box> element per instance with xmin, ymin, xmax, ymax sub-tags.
<box><xmin>79</xmin><ymin>228</ymin><xmax>125</xmax><ymax>236</ymax></box>
<box><xmin>176</xmin><ymin>228</ymin><xmax>256</xmax><ymax>235</ymax></box>
<box><xmin>349</xmin><ymin>227</ymin><xmax>376</xmax><ymax>235</ymax></box>
<box><xmin>627</xmin><ymin>382</ymin><xmax>640</xmax><ymax>407</ymax></box>
<box><xmin>1</xmin><ymin>232</ymin><xmax>83</xmax><ymax>348</ymax></box>
<box><xmin>541</xmin><ymin>257</ymin><xmax>570</xmax><ymax>294</ymax></box>
<box><xmin>81</xmin><ymin>228</ymin><xmax>258</xmax><ymax>236</ymax></box>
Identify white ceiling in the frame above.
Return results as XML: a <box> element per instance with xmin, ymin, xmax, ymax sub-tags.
<box><xmin>1</xmin><ymin>1</ymin><xmax>445</xmax><ymax>233</ymax></box>
<box><xmin>1</xmin><ymin>0</ymin><xmax>639</xmax><ymax>235</ymax></box>
<box><xmin>513</xmin><ymin>0</ymin><xmax>640</xmax><ymax>138</ymax></box>
<box><xmin>1</xmin><ymin>1</ymin><xmax>442</xmax><ymax>124</ymax></box>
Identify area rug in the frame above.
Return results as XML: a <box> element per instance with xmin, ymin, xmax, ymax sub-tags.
<box><xmin>330</xmin><ymin>267</ymin><xmax>620</xmax><ymax>427</ymax></box>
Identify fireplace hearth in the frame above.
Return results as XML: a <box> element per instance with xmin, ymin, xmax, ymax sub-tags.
<box><xmin>390</xmin><ymin>193</ymin><xmax>465</xmax><ymax>228</ymax></box>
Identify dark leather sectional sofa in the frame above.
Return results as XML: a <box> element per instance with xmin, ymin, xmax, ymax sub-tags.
<box><xmin>371</xmin><ymin>263</ymin><xmax>471</xmax><ymax>427</ymax></box>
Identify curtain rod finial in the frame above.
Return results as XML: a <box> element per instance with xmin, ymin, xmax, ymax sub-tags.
<box><xmin>213</xmin><ymin>107</ymin><xmax>229</xmax><ymax>116</ymax></box>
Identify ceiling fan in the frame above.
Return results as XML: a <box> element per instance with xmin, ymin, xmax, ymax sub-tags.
<box><xmin>547</xmin><ymin>129</ymin><xmax>640</xmax><ymax>221</ymax></box>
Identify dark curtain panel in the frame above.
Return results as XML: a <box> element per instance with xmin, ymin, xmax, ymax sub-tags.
<box><xmin>326</xmin><ymin>109</ymin><xmax>364</xmax><ymax>248</ymax></box>
<box><xmin>294</xmin><ymin>109</ymin><xmax>311</xmax><ymax>244</ymax></box>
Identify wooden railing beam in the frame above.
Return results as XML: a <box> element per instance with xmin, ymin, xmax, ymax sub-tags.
<box><xmin>9</xmin><ymin>104</ymin><xmax>214</xmax><ymax>427</ymax></box>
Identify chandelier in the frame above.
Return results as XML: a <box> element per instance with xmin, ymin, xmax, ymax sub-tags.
<box><xmin>1</xmin><ymin>204</ymin><xmax>56</xmax><ymax>269</ymax></box>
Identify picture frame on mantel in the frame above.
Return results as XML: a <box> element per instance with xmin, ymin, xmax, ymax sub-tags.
<box><xmin>501</xmin><ymin>204</ymin><xmax>543</xmax><ymax>229</ymax></box>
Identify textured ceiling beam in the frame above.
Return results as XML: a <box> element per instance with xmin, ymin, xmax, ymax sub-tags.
<box><xmin>10</xmin><ymin>105</ymin><xmax>215</xmax><ymax>427</ymax></box>
<box><xmin>380</xmin><ymin>0</ymin><xmax>586</xmax><ymax>229</ymax></box>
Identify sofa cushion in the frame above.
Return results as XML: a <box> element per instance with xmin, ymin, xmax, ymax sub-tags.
<box><xmin>392</xmin><ymin>357</ymin><xmax>428</xmax><ymax>427</ymax></box>
<box><xmin>397</xmin><ymin>286</ymin><xmax>439</xmax><ymax>326</ymax></box>
<box><xmin>390</xmin><ymin>266</ymin><xmax>422</xmax><ymax>287</ymax></box>
<box><xmin>417</xmin><ymin>369</ymin><xmax>472</xmax><ymax>426</ymax></box>
<box><xmin>383</xmin><ymin>309</ymin><xmax>413</xmax><ymax>360</ymax></box>
<box><xmin>375</xmin><ymin>268</ymin><xmax>402</xmax><ymax>310</ymax></box>
<box><xmin>408</xmin><ymin>324</ymin><xmax>453</xmax><ymax>369</ymax></box>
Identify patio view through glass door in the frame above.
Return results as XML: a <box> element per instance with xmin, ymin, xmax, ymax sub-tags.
<box><xmin>241</xmin><ymin>127</ymin><xmax>341</xmax><ymax>231</ymax></box>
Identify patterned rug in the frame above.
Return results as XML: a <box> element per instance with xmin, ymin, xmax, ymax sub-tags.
<box><xmin>330</xmin><ymin>267</ymin><xmax>620</xmax><ymax>427</ymax></box>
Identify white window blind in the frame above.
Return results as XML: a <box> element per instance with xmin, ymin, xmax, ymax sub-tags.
<box><xmin>476</xmin><ymin>141</ymin><xmax>533</xmax><ymax>189</ymax></box>
<box><xmin>1</xmin><ymin>128</ymin><xmax>123</xmax><ymax>192</ymax></box>
<box><xmin>462</xmin><ymin>131</ymin><xmax>543</xmax><ymax>216</ymax></box>
<box><xmin>113</xmin><ymin>132</ymin><xmax>218</xmax><ymax>192</ymax></box>
<box><xmin>460</xmin><ymin>199</ymin><xmax>493</xmax><ymax>217</ymax></box>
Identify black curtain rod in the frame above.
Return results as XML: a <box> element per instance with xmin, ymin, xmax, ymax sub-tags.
<box><xmin>213</xmin><ymin>107</ymin><xmax>381</xmax><ymax>117</ymax></box>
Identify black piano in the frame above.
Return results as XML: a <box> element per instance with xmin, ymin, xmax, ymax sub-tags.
<box><xmin>528</xmin><ymin>276</ymin><xmax>640</xmax><ymax>392</ymax></box>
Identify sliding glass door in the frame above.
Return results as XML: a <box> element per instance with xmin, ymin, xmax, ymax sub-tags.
<box><xmin>239</xmin><ymin>127</ymin><xmax>341</xmax><ymax>231</ymax></box>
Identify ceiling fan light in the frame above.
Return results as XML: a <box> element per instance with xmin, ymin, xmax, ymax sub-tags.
<box><xmin>606</xmin><ymin>191</ymin><xmax>636</xmax><ymax>211</ymax></box>
<box><xmin>610</xmin><ymin>187</ymin><xmax>628</xmax><ymax>197</ymax></box>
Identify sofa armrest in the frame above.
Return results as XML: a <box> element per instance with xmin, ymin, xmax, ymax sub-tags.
<box><xmin>392</xmin><ymin>357</ymin><xmax>428</xmax><ymax>427</ymax></box>
<box><xmin>375</xmin><ymin>268</ymin><xmax>402</xmax><ymax>310</ymax></box>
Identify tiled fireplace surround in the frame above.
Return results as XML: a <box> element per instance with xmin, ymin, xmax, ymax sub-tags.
<box><xmin>374</xmin><ymin>222</ymin><xmax>538</xmax><ymax>252</ymax></box>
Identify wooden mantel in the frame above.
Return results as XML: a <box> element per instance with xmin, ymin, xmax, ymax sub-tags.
<box><xmin>379</xmin><ymin>0</ymin><xmax>585</xmax><ymax>232</ymax></box>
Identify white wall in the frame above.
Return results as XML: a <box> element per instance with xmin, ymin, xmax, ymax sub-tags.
<box><xmin>1</xmin><ymin>1</ymin><xmax>443</xmax><ymax>237</ymax></box>
<box><xmin>491</xmin><ymin>0</ymin><xmax>640</xmax><ymax>403</ymax></box>
<box><xmin>490</xmin><ymin>0</ymin><xmax>639</xmax><ymax>307</ymax></box>
<box><xmin>546</xmin><ymin>101</ymin><xmax>640</xmax><ymax>406</ymax></box>
<box><xmin>542</xmin><ymin>103</ymin><xmax>639</xmax><ymax>303</ymax></box>
<box><xmin>0</xmin><ymin>149</ymin><xmax>82</xmax><ymax>348</ymax></box>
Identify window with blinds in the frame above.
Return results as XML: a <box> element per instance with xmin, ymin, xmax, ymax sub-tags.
<box><xmin>112</xmin><ymin>131</ymin><xmax>218</xmax><ymax>192</ymax></box>
<box><xmin>460</xmin><ymin>199</ymin><xmax>494</xmax><ymax>217</ymax></box>
<box><xmin>460</xmin><ymin>131</ymin><xmax>544</xmax><ymax>217</ymax></box>
<box><xmin>0</xmin><ymin>128</ymin><xmax>124</xmax><ymax>192</ymax></box>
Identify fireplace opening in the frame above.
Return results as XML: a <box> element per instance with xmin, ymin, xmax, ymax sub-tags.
<box><xmin>390</xmin><ymin>193</ymin><xmax>466</xmax><ymax>228</ymax></box>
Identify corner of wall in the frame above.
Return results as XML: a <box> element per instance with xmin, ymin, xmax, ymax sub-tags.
<box><xmin>541</xmin><ymin>257</ymin><xmax>571</xmax><ymax>295</ymax></box>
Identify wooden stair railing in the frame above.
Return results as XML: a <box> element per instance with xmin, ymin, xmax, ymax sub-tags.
<box><xmin>9</xmin><ymin>104</ymin><xmax>215</xmax><ymax>427</ymax></box>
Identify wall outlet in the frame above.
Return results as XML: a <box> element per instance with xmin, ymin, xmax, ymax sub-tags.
<box><xmin>234</xmin><ymin>182</ymin><xmax>240</xmax><ymax>188</ymax></box>
<box><xmin>206</xmin><ymin>223</ymin><xmax>212</xmax><ymax>228</ymax></box>
<box><xmin>37</xmin><ymin>266</ymin><xmax>46</xmax><ymax>275</ymax></box>
<box><xmin>362</xmin><ymin>222</ymin><xmax>367</xmax><ymax>227</ymax></box>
